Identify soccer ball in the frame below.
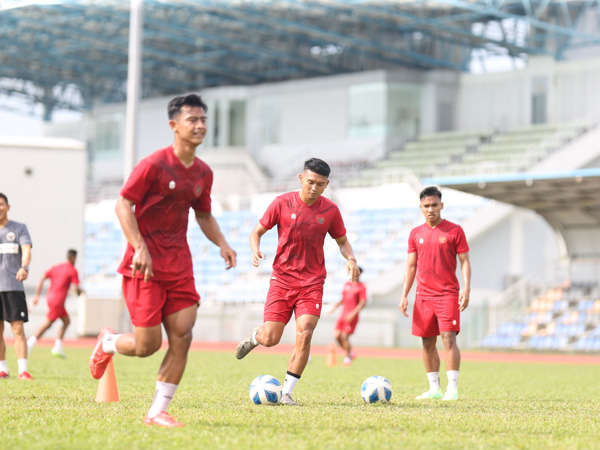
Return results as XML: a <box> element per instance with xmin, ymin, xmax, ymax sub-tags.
<box><xmin>361</xmin><ymin>375</ymin><xmax>392</xmax><ymax>404</ymax></box>
<box><xmin>249</xmin><ymin>375</ymin><xmax>282</xmax><ymax>405</ymax></box>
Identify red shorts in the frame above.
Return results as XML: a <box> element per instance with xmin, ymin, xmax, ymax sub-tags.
<box><xmin>334</xmin><ymin>313</ymin><xmax>359</xmax><ymax>335</ymax></box>
<box><xmin>121</xmin><ymin>276</ymin><xmax>200</xmax><ymax>327</ymax></box>
<box><xmin>264</xmin><ymin>282</ymin><xmax>323</xmax><ymax>324</ymax></box>
<box><xmin>47</xmin><ymin>301</ymin><xmax>68</xmax><ymax>321</ymax></box>
<box><xmin>412</xmin><ymin>296</ymin><xmax>460</xmax><ymax>338</ymax></box>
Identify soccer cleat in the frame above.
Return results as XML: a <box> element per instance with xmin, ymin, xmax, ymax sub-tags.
<box><xmin>52</xmin><ymin>348</ymin><xmax>67</xmax><ymax>358</ymax></box>
<box><xmin>0</xmin><ymin>371</ymin><xmax>9</xmax><ymax>379</ymax></box>
<box><xmin>443</xmin><ymin>389</ymin><xmax>459</xmax><ymax>401</ymax></box>
<box><xmin>342</xmin><ymin>357</ymin><xmax>352</xmax><ymax>366</ymax></box>
<box><xmin>18</xmin><ymin>371</ymin><xmax>33</xmax><ymax>381</ymax></box>
<box><xmin>280</xmin><ymin>393</ymin><xmax>298</xmax><ymax>406</ymax></box>
<box><xmin>143</xmin><ymin>412</ymin><xmax>185</xmax><ymax>428</ymax></box>
<box><xmin>89</xmin><ymin>327</ymin><xmax>115</xmax><ymax>379</ymax></box>
<box><xmin>235</xmin><ymin>327</ymin><xmax>259</xmax><ymax>360</ymax></box>
<box><xmin>415</xmin><ymin>388</ymin><xmax>443</xmax><ymax>400</ymax></box>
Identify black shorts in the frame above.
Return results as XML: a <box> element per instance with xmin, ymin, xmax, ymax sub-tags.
<box><xmin>0</xmin><ymin>291</ymin><xmax>29</xmax><ymax>323</ymax></box>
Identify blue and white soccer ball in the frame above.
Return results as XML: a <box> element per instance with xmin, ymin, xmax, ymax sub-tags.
<box><xmin>361</xmin><ymin>375</ymin><xmax>392</xmax><ymax>404</ymax></box>
<box><xmin>249</xmin><ymin>375</ymin><xmax>282</xmax><ymax>405</ymax></box>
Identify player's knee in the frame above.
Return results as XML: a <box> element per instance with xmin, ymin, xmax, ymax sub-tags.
<box><xmin>135</xmin><ymin>341</ymin><xmax>161</xmax><ymax>357</ymax></box>
<box><xmin>261</xmin><ymin>333</ymin><xmax>281</xmax><ymax>347</ymax></box>
<box><xmin>297</xmin><ymin>327</ymin><xmax>314</xmax><ymax>343</ymax></box>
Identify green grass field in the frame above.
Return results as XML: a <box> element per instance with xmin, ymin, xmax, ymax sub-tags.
<box><xmin>1</xmin><ymin>347</ymin><xmax>599</xmax><ymax>450</ymax></box>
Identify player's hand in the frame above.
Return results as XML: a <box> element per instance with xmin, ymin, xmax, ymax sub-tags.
<box><xmin>221</xmin><ymin>244</ymin><xmax>237</xmax><ymax>270</ymax></box>
<box><xmin>16</xmin><ymin>267</ymin><xmax>28</xmax><ymax>282</ymax></box>
<box><xmin>344</xmin><ymin>313</ymin><xmax>355</xmax><ymax>323</ymax></box>
<box><xmin>132</xmin><ymin>245</ymin><xmax>154</xmax><ymax>282</ymax></box>
<box><xmin>399</xmin><ymin>296</ymin><xmax>409</xmax><ymax>317</ymax></box>
<box><xmin>459</xmin><ymin>288</ymin><xmax>470</xmax><ymax>312</ymax></box>
<box><xmin>252</xmin><ymin>250</ymin><xmax>266</xmax><ymax>267</ymax></box>
<box><xmin>32</xmin><ymin>295</ymin><xmax>39</xmax><ymax>306</ymax></box>
<box><xmin>346</xmin><ymin>260</ymin><xmax>359</xmax><ymax>282</ymax></box>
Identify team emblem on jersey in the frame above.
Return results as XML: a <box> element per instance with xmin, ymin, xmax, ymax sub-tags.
<box><xmin>169</xmin><ymin>180</ymin><xmax>176</xmax><ymax>190</ymax></box>
<box><xmin>316</xmin><ymin>216</ymin><xmax>325</xmax><ymax>224</ymax></box>
<box><xmin>439</xmin><ymin>236</ymin><xmax>447</xmax><ymax>243</ymax></box>
<box><xmin>291</xmin><ymin>213</ymin><xmax>296</xmax><ymax>219</ymax></box>
<box><xmin>6</xmin><ymin>231</ymin><xmax>16</xmax><ymax>242</ymax></box>
<box><xmin>194</xmin><ymin>186</ymin><xmax>202</xmax><ymax>196</ymax></box>
<box><xmin>419</xmin><ymin>238</ymin><xmax>424</xmax><ymax>244</ymax></box>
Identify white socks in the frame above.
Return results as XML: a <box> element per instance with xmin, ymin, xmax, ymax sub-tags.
<box><xmin>147</xmin><ymin>381</ymin><xmax>179</xmax><ymax>418</ymax></box>
<box><xmin>102</xmin><ymin>333</ymin><xmax>122</xmax><ymax>354</ymax></box>
<box><xmin>251</xmin><ymin>329</ymin><xmax>258</xmax><ymax>346</ymax></box>
<box><xmin>0</xmin><ymin>360</ymin><xmax>8</xmax><ymax>374</ymax></box>
<box><xmin>427</xmin><ymin>372</ymin><xmax>441</xmax><ymax>391</ymax></box>
<box><xmin>53</xmin><ymin>339</ymin><xmax>63</xmax><ymax>352</ymax></box>
<box><xmin>17</xmin><ymin>359</ymin><xmax>28</xmax><ymax>375</ymax></box>
<box><xmin>27</xmin><ymin>336</ymin><xmax>37</xmax><ymax>351</ymax></box>
<box><xmin>447</xmin><ymin>370</ymin><xmax>459</xmax><ymax>391</ymax></box>
<box><xmin>282</xmin><ymin>371</ymin><xmax>300</xmax><ymax>395</ymax></box>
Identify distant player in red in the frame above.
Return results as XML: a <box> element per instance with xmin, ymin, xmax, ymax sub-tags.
<box><xmin>329</xmin><ymin>267</ymin><xmax>367</xmax><ymax>366</ymax></box>
<box><xmin>400</xmin><ymin>186</ymin><xmax>471</xmax><ymax>401</ymax></box>
<box><xmin>235</xmin><ymin>158</ymin><xmax>360</xmax><ymax>406</ymax></box>
<box><xmin>88</xmin><ymin>94</ymin><xmax>237</xmax><ymax>428</ymax></box>
<box><xmin>28</xmin><ymin>249</ymin><xmax>83</xmax><ymax>357</ymax></box>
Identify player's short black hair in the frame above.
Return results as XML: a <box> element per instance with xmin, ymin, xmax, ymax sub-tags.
<box><xmin>67</xmin><ymin>249</ymin><xmax>78</xmax><ymax>259</ymax></box>
<box><xmin>0</xmin><ymin>193</ymin><xmax>8</xmax><ymax>204</ymax></box>
<box><xmin>168</xmin><ymin>94</ymin><xmax>208</xmax><ymax>120</ymax></box>
<box><xmin>303</xmin><ymin>158</ymin><xmax>331</xmax><ymax>178</ymax></box>
<box><xmin>420</xmin><ymin>186</ymin><xmax>442</xmax><ymax>201</ymax></box>
<box><xmin>358</xmin><ymin>266</ymin><xmax>363</xmax><ymax>274</ymax></box>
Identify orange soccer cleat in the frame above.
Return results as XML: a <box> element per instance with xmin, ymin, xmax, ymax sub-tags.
<box><xmin>89</xmin><ymin>327</ymin><xmax>115</xmax><ymax>379</ymax></box>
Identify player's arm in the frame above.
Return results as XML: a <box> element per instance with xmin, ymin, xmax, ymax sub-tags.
<box><xmin>458</xmin><ymin>252</ymin><xmax>471</xmax><ymax>312</ymax></box>
<box><xmin>328</xmin><ymin>297</ymin><xmax>343</xmax><ymax>315</ymax></box>
<box><xmin>32</xmin><ymin>273</ymin><xmax>48</xmax><ymax>305</ymax></box>
<box><xmin>74</xmin><ymin>284</ymin><xmax>84</xmax><ymax>296</ymax></box>
<box><xmin>335</xmin><ymin>234</ymin><xmax>360</xmax><ymax>282</ymax></box>
<box><xmin>249</xmin><ymin>223</ymin><xmax>268</xmax><ymax>267</ymax></box>
<box><xmin>195</xmin><ymin>210</ymin><xmax>237</xmax><ymax>270</ymax></box>
<box><xmin>115</xmin><ymin>195</ymin><xmax>154</xmax><ymax>281</ymax></box>
<box><xmin>399</xmin><ymin>252</ymin><xmax>417</xmax><ymax>317</ymax></box>
<box><xmin>16</xmin><ymin>244</ymin><xmax>31</xmax><ymax>282</ymax></box>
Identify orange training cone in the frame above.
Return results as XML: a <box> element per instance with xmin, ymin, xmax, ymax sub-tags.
<box><xmin>325</xmin><ymin>341</ymin><xmax>337</xmax><ymax>367</ymax></box>
<box><xmin>95</xmin><ymin>358</ymin><xmax>119</xmax><ymax>403</ymax></box>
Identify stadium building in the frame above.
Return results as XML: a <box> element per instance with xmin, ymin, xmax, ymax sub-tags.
<box><xmin>2</xmin><ymin>0</ymin><xmax>600</xmax><ymax>350</ymax></box>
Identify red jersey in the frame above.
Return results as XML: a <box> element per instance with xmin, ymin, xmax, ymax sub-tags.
<box><xmin>45</xmin><ymin>262</ymin><xmax>80</xmax><ymax>305</ymax></box>
<box><xmin>408</xmin><ymin>219</ymin><xmax>469</xmax><ymax>300</ymax></box>
<box><xmin>260</xmin><ymin>192</ymin><xmax>346</xmax><ymax>288</ymax></box>
<box><xmin>117</xmin><ymin>146</ymin><xmax>213</xmax><ymax>280</ymax></box>
<box><xmin>340</xmin><ymin>281</ymin><xmax>367</xmax><ymax>315</ymax></box>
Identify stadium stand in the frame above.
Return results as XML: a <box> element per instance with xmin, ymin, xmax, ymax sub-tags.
<box><xmin>352</xmin><ymin>122</ymin><xmax>590</xmax><ymax>182</ymax></box>
<box><xmin>480</xmin><ymin>282</ymin><xmax>600</xmax><ymax>352</ymax></box>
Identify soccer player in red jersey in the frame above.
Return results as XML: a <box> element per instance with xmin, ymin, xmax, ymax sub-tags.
<box><xmin>28</xmin><ymin>249</ymin><xmax>83</xmax><ymax>357</ymax></box>
<box><xmin>399</xmin><ymin>186</ymin><xmax>471</xmax><ymax>401</ymax></box>
<box><xmin>329</xmin><ymin>266</ymin><xmax>367</xmax><ymax>366</ymax></box>
<box><xmin>89</xmin><ymin>94</ymin><xmax>237</xmax><ymax>427</ymax></box>
<box><xmin>235</xmin><ymin>158</ymin><xmax>360</xmax><ymax>405</ymax></box>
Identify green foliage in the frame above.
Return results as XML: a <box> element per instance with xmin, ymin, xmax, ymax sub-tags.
<box><xmin>1</xmin><ymin>348</ymin><xmax>599</xmax><ymax>449</ymax></box>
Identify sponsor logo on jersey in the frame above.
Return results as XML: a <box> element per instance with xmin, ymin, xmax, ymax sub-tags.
<box><xmin>419</xmin><ymin>238</ymin><xmax>424</xmax><ymax>244</ymax></box>
<box><xmin>291</xmin><ymin>213</ymin><xmax>296</xmax><ymax>219</ymax></box>
<box><xmin>316</xmin><ymin>216</ymin><xmax>325</xmax><ymax>224</ymax></box>
<box><xmin>439</xmin><ymin>236</ymin><xmax>447</xmax><ymax>243</ymax></box>
<box><xmin>194</xmin><ymin>186</ymin><xmax>202</xmax><ymax>196</ymax></box>
<box><xmin>6</xmin><ymin>231</ymin><xmax>16</xmax><ymax>242</ymax></box>
<box><xmin>169</xmin><ymin>180</ymin><xmax>176</xmax><ymax>190</ymax></box>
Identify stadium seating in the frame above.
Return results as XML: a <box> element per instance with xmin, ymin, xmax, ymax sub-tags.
<box><xmin>348</xmin><ymin>121</ymin><xmax>589</xmax><ymax>182</ymax></box>
<box><xmin>480</xmin><ymin>283</ymin><xmax>600</xmax><ymax>352</ymax></box>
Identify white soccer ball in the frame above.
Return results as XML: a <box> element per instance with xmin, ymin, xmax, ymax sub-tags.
<box><xmin>361</xmin><ymin>375</ymin><xmax>392</xmax><ymax>404</ymax></box>
<box><xmin>249</xmin><ymin>375</ymin><xmax>282</xmax><ymax>405</ymax></box>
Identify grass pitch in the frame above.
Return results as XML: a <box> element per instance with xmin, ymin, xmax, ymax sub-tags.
<box><xmin>1</xmin><ymin>347</ymin><xmax>599</xmax><ymax>450</ymax></box>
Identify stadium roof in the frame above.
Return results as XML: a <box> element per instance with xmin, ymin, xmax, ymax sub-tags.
<box><xmin>424</xmin><ymin>168</ymin><xmax>600</xmax><ymax>258</ymax></box>
<box><xmin>1</xmin><ymin>0</ymin><xmax>600</xmax><ymax>119</ymax></box>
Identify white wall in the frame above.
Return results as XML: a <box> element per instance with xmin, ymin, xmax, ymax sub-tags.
<box><xmin>0</xmin><ymin>137</ymin><xmax>86</xmax><ymax>290</ymax></box>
